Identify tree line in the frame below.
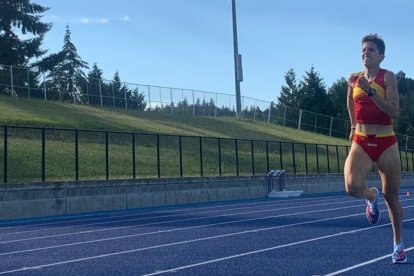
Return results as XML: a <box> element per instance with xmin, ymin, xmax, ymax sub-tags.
<box><xmin>1</xmin><ymin>1</ymin><xmax>413</xmax><ymax>136</ymax></box>
<box><xmin>277</xmin><ymin>67</ymin><xmax>414</xmax><ymax>136</ymax></box>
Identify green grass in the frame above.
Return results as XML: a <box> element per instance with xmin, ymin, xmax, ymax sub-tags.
<box><xmin>0</xmin><ymin>96</ymin><xmax>349</xmax><ymax>145</ymax></box>
<box><xmin>3</xmin><ymin>95</ymin><xmax>393</xmax><ymax>184</ymax></box>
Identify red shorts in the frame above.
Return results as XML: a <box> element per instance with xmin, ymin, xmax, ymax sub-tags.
<box><xmin>353</xmin><ymin>133</ymin><xmax>397</xmax><ymax>161</ymax></box>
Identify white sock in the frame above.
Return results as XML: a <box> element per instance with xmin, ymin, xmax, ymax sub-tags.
<box><xmin>394</xmin><ymin>241</ymin><xmax>404</xmax><ymax>249</ymax></box>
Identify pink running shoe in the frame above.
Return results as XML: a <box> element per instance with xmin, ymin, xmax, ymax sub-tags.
<box><xmin>365</xmin><ymin>187</ymin><xmax>380</xmax><ymax>224</ymax></box>
<box><xmin>392</xmin><ymin>245</ymin><xmax>407</xmax><ymax>264</ymax></box>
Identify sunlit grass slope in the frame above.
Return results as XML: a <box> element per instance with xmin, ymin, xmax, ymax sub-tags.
<box><xmin>0</xmin><ymin>95</ymin><xmax>349</xmax><ymax>146</ymax></box>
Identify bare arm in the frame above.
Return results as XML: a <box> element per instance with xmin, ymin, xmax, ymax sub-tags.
<box><xmin>346</xmin><ymin>74</ymin><xmax>356</xmax><ymax>140</ymax></box>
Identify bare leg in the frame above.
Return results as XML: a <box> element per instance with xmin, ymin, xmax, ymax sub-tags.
<box><xmin>377</xmin><ymin>143</ymin><xmax>403</xmax><ymax>244</ymax></box>
<box><xmin>344</xmin><ymin>142</ymin><xmax>376</xmax><ymax>200</ymax></box>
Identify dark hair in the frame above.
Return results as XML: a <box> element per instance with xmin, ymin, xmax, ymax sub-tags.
<box><xmin>362</xmin><ymin>33</ymin><xmax>385</xmax><ymax>55</ymax></box>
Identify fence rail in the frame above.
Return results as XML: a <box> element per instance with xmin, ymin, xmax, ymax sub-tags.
<box><xmin>1</xmin><ymin>125</ymin><xmax>413</xmax><ymax>184</ymax></box>
<box><xmin>1</xmin><ymin>64</ymin><xmax>413</xmax><ymax>150</ymax></box>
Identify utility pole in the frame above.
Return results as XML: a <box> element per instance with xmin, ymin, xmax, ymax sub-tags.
<box><xmin>232</xmin><ymin>0</ymin><xmax>243</xmax><ymax>117</ymax></box>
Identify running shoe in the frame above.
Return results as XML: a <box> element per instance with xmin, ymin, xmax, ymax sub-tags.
<box><xmin>392</xmin><ymin>244</ymin><xmax>407</xmax><ymax>264</ymax></box>
<box><xmin>365</xmin><ymin>187</ymin><xmax>380</xmax><ymax>224</ymax></box>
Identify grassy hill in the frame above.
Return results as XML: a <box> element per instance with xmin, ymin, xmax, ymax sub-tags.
<box><xmin>0</xmin><ymin>96</ymin><xmax>349</xmax><ymax>146</ymax></box>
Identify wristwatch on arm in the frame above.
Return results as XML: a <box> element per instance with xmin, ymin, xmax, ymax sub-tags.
<box><xmin>367</xmin><ymin>88</ymin><xmax>377</xmax><ymax>97</ymax></box>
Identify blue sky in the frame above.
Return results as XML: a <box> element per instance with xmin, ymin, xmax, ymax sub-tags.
<box><xmin>35</xmin><ymin>0</ymin><xmax>414</xmax><ymax>106</ymax></box>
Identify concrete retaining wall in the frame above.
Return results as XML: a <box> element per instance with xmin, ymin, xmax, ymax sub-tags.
<box><xmin>1</xmin><ymin>173</ymin><xmax>413</xmax><ymax>221</ymax></box>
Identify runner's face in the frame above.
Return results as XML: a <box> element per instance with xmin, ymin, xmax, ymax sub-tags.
<box><xmin>362</xmin><ymin>41</ymin><xmax>383</xmax><ymax>67</ymax></box>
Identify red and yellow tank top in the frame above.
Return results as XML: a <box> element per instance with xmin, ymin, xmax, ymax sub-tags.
<box><xmin>352</xmin><ymin>69</ymin><xmax>391</xmax><ymax>125</ymax></box>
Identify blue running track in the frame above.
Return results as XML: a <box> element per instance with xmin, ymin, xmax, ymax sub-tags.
<box><xmin>1</xmin><ymin>189</ymin><xmax>414</xmax><ymax>275</ymax></box>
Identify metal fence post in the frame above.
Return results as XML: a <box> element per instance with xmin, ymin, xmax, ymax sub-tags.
<box><xmin>199</xmin><ymin>136</ymin><xmax>203</xmax><ymax>177</ymax></box>
<box><xmin>179</xmin><ymin>136</ymin><xmax>183</xmax><ymax>177</ymax></box>
<box><xmin>326</xmin><ymin>145</ymin><xmax>330</xmax><ymax>174</ymax></box>
<box><xmin>406</xmin><ymin>135</ymin><xmax>409</xmax><ymax>150</ymax></box>
<box><xmin>27</xmin><ymin>67</ymin><xmax>31</xmax><ymax>99</ymax></box>
<box><xmin>156</xmin><ymin>134</ymin><xmax>160</xmax><ymax>178</ymax></box>
<box><xmin>99</xmin><ymin>79</ymin><xmax>103</xmax><ymax>107</ymax></box>
<box><xmin>235</xmin><ymin>139</ymin><xmax>239</xmax><ymax>176</ymax></box>
<box><xmin>304</xmin><ymin>143</ymin><xmax>308</xmax><ymax>174</ymax></box>
<box><xmin>266</xmin><ymin>141</ymin><xmax>269</xmax><ymax>173</ymax></box>
<box><xmin>10</xmin><ymin>66</ymin><xmax>14</xmax><ymax>97</ymax></box>
<box><xmin>336</xmin><ymin>145</ymin><xmax>340</xmax><ymax>173</ymax></box>
<box><xmin>75</xmin><ymin>129</ymin><xmax>79</xmax><ymax>181</ymax></box>
<box><xmin>298</xmin><ymin>109</ymin><xmax>302</xmax><ymax>130</ymax></box>
<box><xmin>279</xmin><ymin>142</ymin><xmax>283</xmax><ymax>170</ymax></box>
<box><xmin>218</xmin><ymin>138</ymin><xmax>222</xmax><ymax>176</ymax></box>
<box><xmin>316</xmin><ymin>144</ymin><xmax>320</xmax><ymax>174</ymax></box>
<box><xmin>292</xmin><ymin>142</ymin><xmax>296</xmax><ymax>174</ymax></box>
<box><xmin>41</xmin><ymin>128</ymin><xmax>45</xmax><ymax>181</ymax></box>
<box><xmin>251</xmin><ymin>140</ymin><xmax>255</xmax><ymax>175</ymax></box>
<box><xmin>86</xmin><ymin>78</ymin><xmax>90</xmax><ymax>105</ymax></box>
<box><xmin>43</xmin><ymin>72</ymin><xmax>47</xmax><ymax>101</ymax></box>
<box><xmin>329</xmin><ymin>116</ymin><xmax>333</xmax><ymax>136</ymax></box>
<box><xmin>112</xmin><ymin>83</ymin><xmax>115</xmax><ymax>108</ymax></box>
<box><xmin>132</xmin><ymin>133</ymin><xmax>136</xmax><ymax>179</ymax></box>
<box><xmin>3</xmin><ymin>126</ymin><xmax>7</xmax><ymax>183</ymax></box>
<box><xmin>124</xmin><ymin>82</ymin><xmax>128</xmax><ymax>110</ymax></box>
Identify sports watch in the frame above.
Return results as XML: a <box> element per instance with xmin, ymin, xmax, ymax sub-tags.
<box><xmin>367</xmin><ymin>88</ymin><xmax>377</xmax><ymax>97</ymax></box>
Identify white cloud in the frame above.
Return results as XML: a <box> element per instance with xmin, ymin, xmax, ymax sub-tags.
<box><xmin>78</xmin><ymin>17</ymin><xmax>109</xmax><ymax>24</ymax></box>
<box><xmin>122</xmin><ymin>15</ymin><xmax>130</xmax><ymax>21</ymax></box>
<box><xmin>80</xmin><ymin>17</ymin><xmax>90</xmax><ymax>24</ymax></box>
<box><xmin>99</xmin><ymin>18</ymin><xmax>109</xmax><ymax>24</ymax></box>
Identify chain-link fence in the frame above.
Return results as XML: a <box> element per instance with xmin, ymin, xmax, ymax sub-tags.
<box><xmin>1</xmin><ymin>125</ymin><xmax>413</xmax><ymax>184</ymax></box>
<box><xmin>1</xmin><ymin>64</ymin><xmax>413</xmax><ymax>150</ymax></box>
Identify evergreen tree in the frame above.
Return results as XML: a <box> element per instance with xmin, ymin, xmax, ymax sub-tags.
<box><xmin>328</xmin><ymin>77</ymin><xmax>348</xmax><ymax>119</ymax></box>
<box><xmin>130</xmin><ymin>87</ymin><xmax>146</xmax><ymax>110</ymax></box>
<box><xmin>86</xmin><ymin>63</ymin><xmax>104</xmax><ymax>106</ymax></box>
<box><xmin>394</xmin><ymin>71</ymin><xmax>414</xmax><ymax>136</ymax></box>
<box><xmin>0</xmin><ymin>0</ymin><xmax>51</xmax><ymax>66</ymax></box>
<box><xmin>112</xmin><ymin>71</ymin><xmax>125</xmax><ymax>108</ymax></box>
<box><xmin>0</xmin><ymin>0</ymin><xmax>51</xmax><ymax>96</ymax></box>
<box><xmin>36</xmin><ymin>25</ymin><xmax>89</xmax><ymax>102</ymax></box>
<box><xmin>298</xmin><ymin>66</ymin><xmax>332</xmax><ymax>115</ymax></box>
<box><xmin>277</xmin><ymin>69</ymin><xmax>299</xmax><ymax>108</ymax></box>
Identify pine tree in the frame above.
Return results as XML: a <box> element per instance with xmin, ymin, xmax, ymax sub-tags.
<box><xmin>0</xmin><ymin>0</ymin><xmax>51</xmax><ymax>66</ymax></box>
<box><xmin>0</xmin><ymin>0</ymin><xmax>51</xmax><ymax>96</ymax></box>
<box><xmin>298</xmin><ymin>66</ymin><xmax>331</xmax><ymax>115</ymax></box>
<box><xmin>328</xmin><ymin>77</ymin><xmax>348</xmax><ymax>119</ymax></box>
<box><xmin>86</xmin><ymin>63</ymin><xmax>104</xmax><ymax>106</ymax></box>
<box><xmin>36</xmin><ymin>25</ymin><xmax>89</xmax><ymax>102</ymax></box>
<box><xmin>277</xmin><ymin>69</ymin><xmax>299</xmax><ymax>108</ymax></box>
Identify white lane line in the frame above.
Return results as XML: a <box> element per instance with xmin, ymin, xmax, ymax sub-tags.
<box><xmin>141</xmin><ymin>218</ymin><xmax>414</xmax><ymax>276</ymax></box>
<box><xmin>3</xmin><ymin>207</ymin><xmax>414</xmax><ymax>275</ymax></box>
<box><xmin>0</xmin><ymin>211</ymin><xmax>370</xmax><ymax>274</ymax></box>
<box><xmin>325</xmin><ymin>246</ymin><xmax>414</xmax><ymax>275</ymax></box>
<box><xmin>0</xmin><ymin>198</ymin><xmax>363</xmax><ymax>244</ymax></box>
<box><xmin>0</xmin><ymin>194</ymin><xmax>346</xmax><ymax>230</ymax></box>
<box><xmin>0</xmin><ymin>203</ymin><xmax>369</xmax><ymax>256</ymax></box>
<box><xmin>0</xmin><ymin>196</ymin><xmax>349</xmax><ymax>236</ymax></box>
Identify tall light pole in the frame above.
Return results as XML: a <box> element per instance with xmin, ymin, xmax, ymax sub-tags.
<box><xmin>232</xmin><ymin>0</ymin><xmax>242</xmax><ymax>117</ymax></box>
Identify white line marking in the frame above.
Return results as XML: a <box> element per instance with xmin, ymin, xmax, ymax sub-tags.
<box><xmin>325</xmin><ymin>246</ymin><xmax>414</xmax><ymax>275</ymax></box>
<box><xmin>0</xmin><ymin>203</ymin><xmax>367</xmax><ymax>255</ymax></box>
<box><xmin>0</xmin><ymin>211</ymin><xmax>369</xmax><ymax>274</ymax></box>
<box><xmin>0</xmin><ymin>198</ymin><xmax>363</xmax><ymax>244</ymax></box>
<box><xmin>141</xmin><ymin>218</ymin><xmax>414</xmax><ymax>275</ymax></box>
<box><xmin>0</xmin><ymin>195</ymin><xmax>345</xmax><ymax>230</ymax></box>
<box><xmin>2</xmin><ymin>206</ymin><xmax>414</xmax><ymax>274</ymax></box>
<box><xmin>0</xmin><ymin>196</ymin><xmax>349</xmax><ymax>236</ymax></box>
